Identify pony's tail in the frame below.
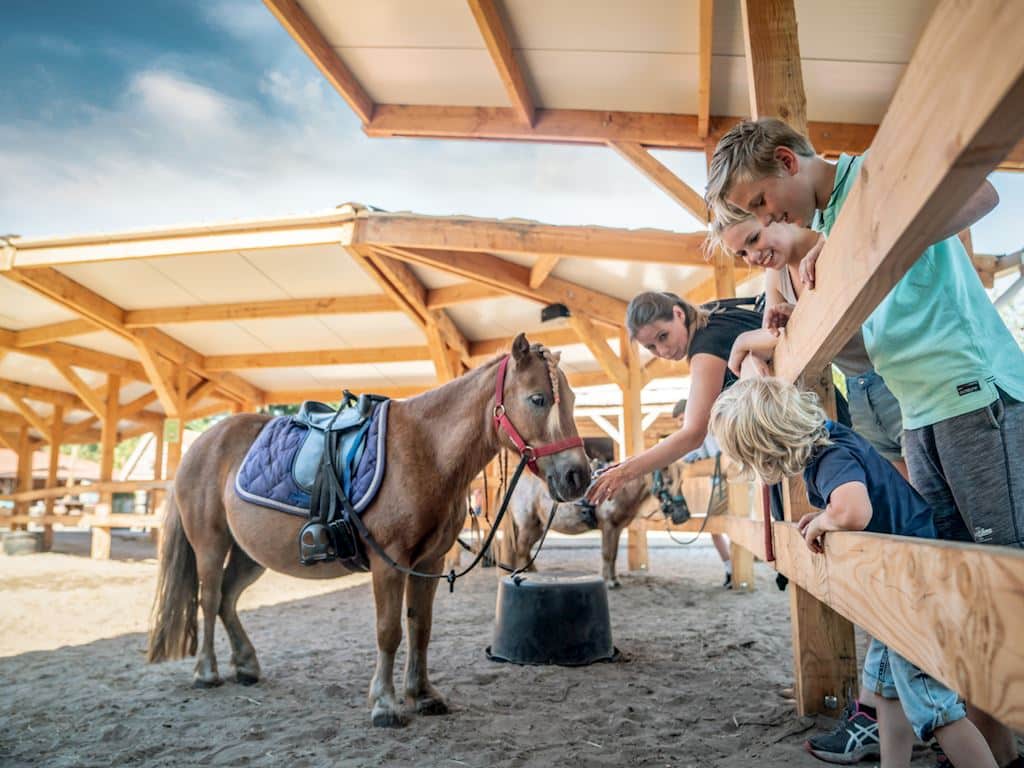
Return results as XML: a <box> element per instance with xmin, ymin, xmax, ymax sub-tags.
<box><xmin>147</xmin><ymin>490</ymin><xmax>198</xmax><ymax>662</ymax></box>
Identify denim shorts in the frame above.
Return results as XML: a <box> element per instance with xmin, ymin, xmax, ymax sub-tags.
<box><xmin>846</xmin><ymin>371</ymin><xmax>904</xmax><ymax>461</ymax></box>
<box><xmin>862</xmin><ymin>638</ymin><xmax>965</xmax><ymax>741</ymax></box>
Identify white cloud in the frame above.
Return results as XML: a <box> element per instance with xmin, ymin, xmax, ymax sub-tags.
<box><xmin>129</xmin><ymin>70</ymin><xmax>236</xmax><ymax>129</ymax></box>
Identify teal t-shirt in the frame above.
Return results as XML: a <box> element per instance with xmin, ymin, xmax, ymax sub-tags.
<box><xmin>812</xmin><ymin>153</ymin><xmax>1024</xmax><ymax>430</ymax></box>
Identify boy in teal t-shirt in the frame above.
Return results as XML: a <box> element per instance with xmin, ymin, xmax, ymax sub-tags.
<box><xmin>707</xmin><ymin>118</ymin><xmax>1023</xmax><ymax>768</ymax></box>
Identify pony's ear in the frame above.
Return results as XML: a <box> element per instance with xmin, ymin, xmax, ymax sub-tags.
<box><xmin>511</xmin><ymin>333</ymin><xmax>530</xmax><ymax>364</ymax></box>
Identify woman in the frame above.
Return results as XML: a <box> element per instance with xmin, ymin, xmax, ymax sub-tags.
<box><xmin>586</xmin><ymin>291</ymin><xmax>762</xmax><ymax>506</ymax></box>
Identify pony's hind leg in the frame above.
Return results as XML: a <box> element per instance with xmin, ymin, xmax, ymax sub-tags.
<box><xmin>193</xmin><ymin>537</ymin><xmax>232</xmax><ymax>688</ymax></box>
<box><xmin>369</xmin><ymin>563</ymin><xmax>408</xmax><ymax>727</ymax></box>
<box><xmin>219</xmin><ymin>544</ymin><xmax>265</xmax><ymax>685</ymax></box>
<box><xmin>403</xmin><ymin>566</ymin><xmax>448</xmax><ymax>716</ymax></box>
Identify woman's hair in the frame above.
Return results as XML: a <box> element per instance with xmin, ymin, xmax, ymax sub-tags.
<box><xmin>704</xmin><ymin>205</ymin><xmax>755</xmax><ymax>260</ymax></box>
<box><xmin>625</xmin><ymin>291</ymin><xmax>710</xmax><ymax>355</ymax></box>
<box><xmin>708</xmin><ymin>377</ymin><xmax>831</xmax><ymax>484</ymax></box>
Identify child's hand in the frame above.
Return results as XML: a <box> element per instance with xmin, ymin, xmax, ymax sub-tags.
<box><xmin>799</xmin><ymin>234</ymin><xmax>826</xmax><ymax>289</ymax></box>
<box><xmin>763</xmin><ymin>302</ymin><xmax>794</xmax><ymax>332</ymax></box>
<box><xmin>797</xmin><ymin>510</ymin><xmax>840</xmax><ymax>554</ymax></box>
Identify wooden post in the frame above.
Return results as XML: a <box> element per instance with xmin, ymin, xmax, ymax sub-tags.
<box><xmin>164</xmin><ymin>366</ymin><xmax>188</xmax><ymax>481</ymax></box>
<box><xmin>149</xmin><ymin>430</ymin><xmax>165</xmax><ymax>546</ymax></box>
<box><xmin>14</xmin><ymin>425</ymin><xmax>32</xmax><ymax>528</ymax></box>
<box><xmin>91</xmin><ymin>374</ymin><xmax>119</xmax><ymax>559</ymax></box>
<box><xmin>621</xmin><ymin>330</ymin><xmax>648</xmax><ymax>572</ymax></box>
<box><xmin>727</xmin><ymin>477</ymin><xmax>755</xmax><ymax>591</ymax></box>
<box><xmin>42</xmin><ymin>405</ymin><xmax>63</xmax><ymax>550</ymax></box>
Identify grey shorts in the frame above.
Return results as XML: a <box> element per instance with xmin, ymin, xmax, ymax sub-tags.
<box><xmin>846</xmin><ymin>371</ymin><xmax>903</xmax><ymax>462</ymax></box>
<box><xmin>904</xmin><ymin>389</ymin><xmax>1024</xmax><ymax>547</ymax></box>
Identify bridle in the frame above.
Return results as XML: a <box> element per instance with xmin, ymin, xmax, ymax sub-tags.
<box><xmin>651</xmin><ymin>467</ymin><xmax>690</xmax><ymax>523</ymax></box>
<box><xmin>492</xmin><ymin>353</ymin><xmax>584</xmax><ymax>476</ymax></box>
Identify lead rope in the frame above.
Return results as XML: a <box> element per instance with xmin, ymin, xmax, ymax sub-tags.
<box><xmin>663</xmin><ymin>454</ymin><xmax>726</xmax><ymax>545</ymax></box>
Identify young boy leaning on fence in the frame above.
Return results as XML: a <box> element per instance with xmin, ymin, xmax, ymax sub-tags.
<box><xmin>706</xmin><ymin>117</ymin><xmax>1024</xmax><ymax>768</ymax></box>
<box><xmin>708</xmin><ymin>370</ymin><xmax>999</xmax><ymax>768</ymax></box>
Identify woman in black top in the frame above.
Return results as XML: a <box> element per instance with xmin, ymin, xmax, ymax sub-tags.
<box><xmin>587</xmin><ymin>291</ymin><xmax>762</xmax><ymax>504</ymax></box>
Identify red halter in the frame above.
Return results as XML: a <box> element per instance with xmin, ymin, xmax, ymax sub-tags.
<box><xmin>493</xmin><ymin>354</ymin><xmax>584</xmax><ymax>476</ymax></box>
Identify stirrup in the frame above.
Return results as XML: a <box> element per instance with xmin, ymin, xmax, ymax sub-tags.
<box><xmin>299</xmin><ymin>521</ymin><xmax>336</xmax><ymax>565</ymax></box>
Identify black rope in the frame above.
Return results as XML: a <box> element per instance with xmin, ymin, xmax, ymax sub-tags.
<box><xmin>663</xmin><ymin>455</ymin><xmax>727</xmax><ymax>546</ymax></box>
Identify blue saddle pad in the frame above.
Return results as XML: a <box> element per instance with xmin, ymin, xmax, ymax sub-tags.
<box><xmin>234</xmin><ymin>400</ymin><xmax>389</xmax><ymax>518</ymax></box>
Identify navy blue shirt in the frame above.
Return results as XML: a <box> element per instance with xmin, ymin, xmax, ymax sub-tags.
<box><xmin>804</xmin><ymin>421</ymin><xmax>936</xmax><ymax>539</ymax></box>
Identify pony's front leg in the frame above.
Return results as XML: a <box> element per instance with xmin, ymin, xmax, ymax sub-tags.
<box><xmin>403</xmin><ymin>565</ymin><xmax>448</xmax><ymax>715</ymax></box>
<box><xmin>369</xmin><ymin>562</ymin><xmax>407</xmax><ymax>727</ymax></box>
<box><xmin>601</xmin><ymin>524</ymin><xmax>624</xmax><ymax>589</ymax></box>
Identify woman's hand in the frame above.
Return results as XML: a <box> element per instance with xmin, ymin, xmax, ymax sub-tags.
<box><xmin>798</xmin><ymin>234</ymin><xmax>826</xmax><ymax>289</ymax></box>
<box><xmin>762</xmin><ymin>302</ymin><xmax>794</xmax><ymax>333</ymax></box>
<box><xmin>797</xmin><ymin>509</ymin><xmax>841</xmax><ymax>554</ymax></box>
<box><xmin>739</xmin><ymin>353</ymin><xmax>771</xmax><ymax>379</ymax></box>
<box><xmin>585</xmin><ymin>460</ymin><xmax>634</xmax><ymax>505</ymax></box>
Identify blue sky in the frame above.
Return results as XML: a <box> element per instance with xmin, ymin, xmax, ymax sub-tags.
<box><xmin>2</xmin><ymin>0</ymin><xmax>1022</xmax><ymax>261</ymax></box>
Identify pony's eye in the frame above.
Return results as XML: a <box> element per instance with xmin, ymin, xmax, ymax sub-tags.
<box><xmin>529</xmin><ymin>394</ymin><xmax>546</xmax><ymax>407</ymax></box>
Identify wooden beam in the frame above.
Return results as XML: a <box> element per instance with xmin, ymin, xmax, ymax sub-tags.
<box><xmin>184</xmin><ymin>380</ymin><xmax>217</xmax><ymax>410</ymax></box>
<box><xmin>91</xmin><ymin>373</ymin><xmax>119</xmax><ymax>560</ymax></box>
<box><xmin>120</xmin><ymin>391</ymin><xmax>159</xmax><ymax>420</ymax></box>
<box><xmin>569</xmin><ymin>313</ymin><xmax>628</xmax><ymax>388</ymax></box>
<box><xmin>43</xmin><ymin>405</ymin><xmax>63</xmax><ymax>550</ymax></box>
<box><xmin>467</xmin><ymin>0</ymin><xmax>534</xmax><ymax>126</ymax></box>
<box><xmin>529</xmin><ymin>254</ymin><xmax>560</xmax><ymax>288</ymax></box>
<box><xmin>2</xmin><ymin>393</ymin><xmax>52</xmax><ymax>442</ymax></box>
<box><xmin>354</xmin><ymin>212</ymin><xmax>715</xmax><ymax>267</ymax></box>
<box><xmin>204</xmin><ymin>345</ymin><xmax>432</xmax><ymax>371</ymax></box>
<box><xmin>263</xmin><ymin>0</ymin><xmax>374</xmax><ymax>123</ymax></box>
<box><xmin>0</xmin><ymin>378</ymin><xmax>82</xmax><ymax>410</ymax></box>
<box><xmin>52</xmin><ymin>363</ymin><xmax>105</xmax><ymax>418</ymax></box>
<box><xmin>425</xmin><ymin>323</ymin><xmax>457</xmax><ymax>383</ymax></box>
<box><xmin>608</xmin><ymin>141</ymin><xmax>709</xmax><ymax>222</ymax></box>
<box><xmin>697</xmin><ymin>0</ymin><xmax>714</xmax><ymax>139</ymax></box>
<box><xmin>741</xmin><ymin>0</ymin><xmax>807</xmax><ymax>131</ymax></box>
<box><xmin>14</xmin><ymin>319</ymin><xmax>98</xmax><ymax>347</ymax></box>
<box><xmin>62</xmin><ymin>415</ymin><xmax>99</xmax><ymax>441</ymax></box>
<box><xmin>1</xmin><ymin>338</ymin><xmax>149</xmax><ymax>382</ymax></box>
<box><xmin>469</xmin><ymin>326</ymin><xmax>614</xmax><ymax>359</ymax></box>
<box><xmin>133</xmin><ymin>337</ymin><xmax>179</xmax><ymax>417</ymax></box>
<box><xmin>345</xmin><ymin>245</ymin><xmax>428</xmax><ymax>330</ymax></box>
<box><xmin>713</xmin><ymin>250</ymin><xmax>737</xmax><ymax>298</ymax></box>
<box><xmin>773</xmin><ymin>0</ymin><xmax>1024</xmax><ymax>384</ymax></box>
<box><xmin>622</xmin><ymin>331</ymin><xmax>648</xmax><ymax>571</ymax></box>
<box><xmin>426</xmin><ymin>282</ymin><xmax>505</xmax><ymax>309</ymax></box>
<box><xmin>123</xmin><ymin>294</ymin><xmax>395</xmax><ymax>327</ymax></box>
<box><xmin>641</xmin><ymin>356</ymin><xmax>690</xmax><ymax>386</ymax></box>
<box><xmin>566</xmin><ymin>369</ymin><xmax>613</xmax><ymax>389</ymax></box>
<box><xmin>382</xmin><ymin>246</ymin><xmax>628</xmax><ymax>327</ymax></box>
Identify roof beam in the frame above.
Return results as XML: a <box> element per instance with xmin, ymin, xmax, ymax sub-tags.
<box><xmin>263</xmin><ymin>0</ymin><xmax>374</xmax><ymax>123</ymax></box>
<box><xmin>123</xmin><ymin>294</ymin><xmax>396</xmax><ymax>327</ymax></box>
<box><xmin>133</xmin><ymin>336</ymin><xmax>179</xmax><ymax>417</ymax></box>
<box><xmin>265</xmin><ymin>384</ymin><xmax>432</xmax><ymax>404</ymax></box>
<box><xmin>568</xmin><ymin>313</ymin><xmax>628</xmax><ymax>389</ymax></box>
<box><xmin>52</xmin><ymin>363</ymin><xmax>106</xmax><ymax>419</ymax></box>
<box><xmin>425</xmin><ymin>282</ymin><xmax>506</xmax><ymax>309</ymax></box>
<box><xmin>14</xmin><ymin>319</ymin><xmax>98</xmax><ymax>347</ymax></box>
<box><xmin>697</xmin><ymin>0</ymin><xmax>714</xmax><ymax>138</ymax></box>
<box><xmin>380</xmin><ymin>246</ymin><xmax>628</xmax><ymax>327</ymax></box>
<box><xmin>354</xmin><ymin>211</ymin><xmax>715</xmax><ymax>266</ymax></box>
<box><xmin>0</xmin><ymin>378</ymin><xmax>83</xmax><ymax>410</ymax></box>
<box><xmin>529</xmin><ymin>254</ymin><xmax>560</xmax><ymax>288</ymax></box>
<box><xmin>773</xmin><ymin>1</ymin><xmax>1024</xmax><ymax>382</ymax></box>
<box><xmin>0</xmin><ymin>390</ymin><xmax>52</xmax><ymax>442</ymax></box>
<box><xmin>204</xmin><ymin>345</ymin><xmax>432</xmax><ymax>371</ymax></box>
<box><xmin>608</xmin><ymin>141</ymin><xmax>709</xmax><ymax>222</ymax></box>
<box><xmin>741</xmin><ymin>0</ymin><xmax>807</xmax><ymax>130</ymax></box>
<box><xmin>467</xmin><ymin>0</ymin><xmax>535</xmax><ymax>126</ymax></box>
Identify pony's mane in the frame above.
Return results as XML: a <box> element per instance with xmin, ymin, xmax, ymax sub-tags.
<box><xmin>531</xmin><ymin>343</ymin><xmax>562</xmax><ymax>406</ymax></box>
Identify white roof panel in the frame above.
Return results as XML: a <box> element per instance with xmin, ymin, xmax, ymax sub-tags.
<box><xmin>316</xmin><ymin>312</ymin><xmax>425</xmax><ymax>348</ymax></box>
<box><xmin>242</xmin><ymin>244</ymin><xmax>385</xmax><ymax>297</ymax></box>
<box><xmin>0</xmin><ymin>279</ymin><xmax>79</xmax><ymax>329</ymax></box>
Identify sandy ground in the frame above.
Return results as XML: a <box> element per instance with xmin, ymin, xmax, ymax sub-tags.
<box><xmin>0</xmin><ymin>530</ymin><xmax>938</xmax><ymax>768</ymax></box>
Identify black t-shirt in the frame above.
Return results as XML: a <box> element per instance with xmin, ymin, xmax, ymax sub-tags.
<box><xmin>687</xmin><ymin>300</ymin><xmax>763</xmax><ymax>388</ymax></box>
<box><xmin>805</xmin><ymin>421</ymin><xmax>936</xmax><ymax>539</ymax></box>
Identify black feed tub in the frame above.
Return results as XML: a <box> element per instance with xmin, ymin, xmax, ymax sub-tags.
<box><xmin>486</xmin><ymin>571</ymin><xmax>616</xmax><ymax>666</ymax></box>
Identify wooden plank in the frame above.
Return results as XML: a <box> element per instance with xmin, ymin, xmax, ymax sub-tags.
<box><xmin>353</xmin><ymin>212</ymin><xmax>715</xmax><ymax>267</ymax></box>
<box><xmin>728</xmin><ymin>479</ymin><xmax>755</xmax><ymax>591</ymax></box>
<box><xmin>14</xmin><ymin>426</ymin><xmax>31</xmax><ymax>520</ymax></box>
<box><xmin>43</xmin><ymin>405</ymin><xmax>63</xmax><ymax>549</ymax></box>
<box><xmin>123</xmin><ymin>294</ymin><xmax>395</xmax><ymax>327</ymax></box>
<box><xmin>608</xmin><ymin>141</ymin><xmax>709</xmax><ymax>222</ymax></box>
<box><xmin>426</xmin><ymin>282</ymin><xmax>505</xmax><ymax>309</ymax></box>
<box><xmin>263</xmin><ymin>0</ymin><xmax>374</xmax><ymax>123</ymax></box>
<box><xmin>568</xmin><ymin>313</ymin><xmax>628</xmax><ymax>388</ymax></box>
<box><xmin>529</xmin><ymin>254</ymin><xmax>559</xmax><ymax>288</ymax></box>
<box><xmin>773</xmin><ymin>0</ymin><xmax>1024</xmax><ymax>384</ymax></box>
<box><xmin>425</xmin><ymin>323</ymin><xmax>456</xmax><ymax>383</ymax></box>
<box><xmin>5</xmin><ymin>340</ymin><xmax>148</xmax><ymax>382</ymax></box>
<box><xmin>467</xmin><ymin>0</ymin><xmax>534</xmax><ymax>126</ymax></box>
<box><xmin>0</xmin><ymin>478</ymin><xmax>173</xmax><ymax>504</ymax></box>
<box><xmin>62</xmin><ymin>415</ymin><xmax>99</xmax><ymax>441</ymax></box>
<box><xmin>184</xmin><ymin>380</ymin><xmax>217</xmax><ymax>410</ymax></box>
<box><xmin>345</xmin><ymin>245</ymin><xmax>428</xmax><ymax>331</ymax></box>
<box><xmin>469</xmin><ymin>326</ymin><xmax>614</xmax><ymax>359</ymax></box>
<box><xmin>120</xmin><ymin>391</ymin><xmax>159</xmax><ymax>420</ymax></box>
<box><xmin>713</xmin><ymin>250</ymin><xmax>737</xmax><ymax>298</ymax></box>
<box><xmin>741</xmin><ymin>0</ymin><xmax>807</xmax><ymax>131</ymax></box>
<box><xmin>52</xmin><ymin>363</ymin><xmax>105</xmax><ymax>418</ymax></box>
<box><xmin>80</xmin><ymin>513</ymin><xmax>163</xmax><ymax>529</ymax></box>
<box><xmin>697</xmin><ymin>0</ymin><xmax>714</xmax><ymax>139</ymax></box>
<box><xmin>264</xmin><ymin>383</ymin><xmax>431</xmax><ymax>404</ymax></box>
<box><xmin>6</xmin><ymin>267</ymin><xmax>124</xmax><ymax>332</ymax></box>
<box><xmin>91</xmin><ymin>374</ymin><xmax>119</xmax><ymax>560</ymax></box>
<box><xmin>383</xmin><ymin>246</ymin><xmax>628</xmax><ymax>327</ymax></box>
<box><xmin>14</xmin><ymin>319</ymin><xmax>97</xmax><ymax>347</ymax></box>
<box><xmin>204</xmin><ymin>345</ymin><xmax>432</xmax><ymax>371</ymax></box>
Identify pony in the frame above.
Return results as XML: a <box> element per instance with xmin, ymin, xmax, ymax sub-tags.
<box><xmin>147</xmin><ymin>334</ymin><xmax>590</xmax><ymax>727</ymax></box>
<box><xmin>509</xmin><ymin>461</ymin><xmax>688</xmax><ymax>588</ymax></box>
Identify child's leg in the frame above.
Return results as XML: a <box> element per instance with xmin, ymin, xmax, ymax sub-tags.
<box><xmin>711</xmin><ymin>533</ymin><xmax>731</xmax><ymax>587</ymax></box>
<box><xmin>875</xmin><ymin>696</ymin><xmax>914</xmax><ymax>768</ymax></box>
<box><xmin>933</xmin><ymin>716</ymin><xmax>998</xmax><ymax>768</ymax></box>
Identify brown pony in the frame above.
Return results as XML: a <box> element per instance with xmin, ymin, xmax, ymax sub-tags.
<box><xmin>147</xmin><ymin>334</ymin><xmax>590</xmax><ymax>727</ymax></box>
<box><xmin>509</xmin><ymin>461</ymin><xmax>687</xmax><ymax>588</ymax></box>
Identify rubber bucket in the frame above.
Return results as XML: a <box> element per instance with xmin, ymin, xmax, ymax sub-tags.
<box><xmin>486</xmin><ymin>571</ymin><xmax>616</xmax><ymax>666</ymax></box>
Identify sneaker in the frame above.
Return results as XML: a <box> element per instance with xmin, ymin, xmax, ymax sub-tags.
<box><xmin>804</xmin><ymin>700</ymin><xmax>880</xmax><ymax>764</ymax></box>
<box><xmin>930</xmin><ymin>742</ymin><xmax>951</xmax><ymax>767</ymax></box>
<box><xmin>722</xmin><ymin>571</ymin><xmax>732</xmax><ymax>589</ymax></box>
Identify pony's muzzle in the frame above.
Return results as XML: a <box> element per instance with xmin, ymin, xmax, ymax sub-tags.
<box><xmin>546</xmin><ymin>455</ymin><xmax>591</xmax><ymax>502</ymax></box>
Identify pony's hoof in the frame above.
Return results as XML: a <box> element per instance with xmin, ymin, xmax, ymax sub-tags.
<box><xmin>236</xmin><ymin>671</ymin><xmax>260</xmax><ymax>686</ymax></box>
<box><xmin>371</xmin><ymin>706</ymin><xmax>407</xmax><ymax>728</ymax></box>
<box><xmin>606</xmin><ymin>580</ymin><xmax>621</xmax><ymax>590</ymax></box>
<box><xmin>192</xmin><ymin>676</ymin><xmax>223</xmax><ymax>689</ymax></box>
<box><xmin>415</xmin><ymin>696</ymin><xmax>449</xmax><ymax>716</ymax></box>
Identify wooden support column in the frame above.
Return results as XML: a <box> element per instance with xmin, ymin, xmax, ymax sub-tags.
<box><xmin>149</xmin><ymin>430</ymin><xmax>165</xmax><ymax>546</ymax></box>
<box><xmin>621</xmin><ymin>330</ymin><xmax>648</xmax><ymax>572</ymax></box>
<box><xmin>727</xmin><ymin>477</ymin><xmax>755</xmax><ymax>591</ymax></box>
<box><xmin>42</xmin><ymin>405</ymin><xmax>63</xmax><ymax>550</ymax></box>
<box><xmin>91</xmin><ymin>374</ymin><xmax>119</xmax><ymax>560</ymax></box>
<box><xmin>14</xmin><ymin>426</ymin><xmax>32</xmax><ymax>527</ymax></box>
<box><xmin>164</xmin><ymin>366</ymin><xmax>188</xmax><ymax>481</ymax></box>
